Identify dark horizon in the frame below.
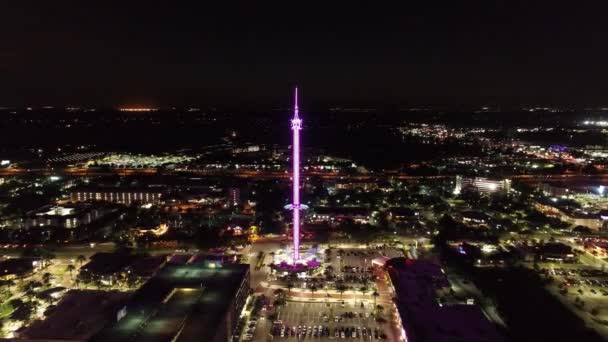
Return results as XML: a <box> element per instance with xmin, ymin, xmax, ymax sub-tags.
<box><xmin>2</xmin><ymin>2</ymin><xmax>608</xmax><ymax>107</ymax></box>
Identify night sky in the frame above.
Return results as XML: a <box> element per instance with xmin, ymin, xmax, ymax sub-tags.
<box><xmin>2</xmin><ymin>2</ymin><xmax>608</xmax><ymax>107</ymax></box>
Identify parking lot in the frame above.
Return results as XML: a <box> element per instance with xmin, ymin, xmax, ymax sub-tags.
<box><xmin>329</xmin><ymin>246</ymin><xmax>403</xmax><ymax>272</ymax></box>
<box><xmin>541</xmin><ymin>265</ymin><xmax>608</xmax><ymax>297</ymax></box>
<box><xmin>250</xmin><ymin>301</ymin><xmax>393</xmax><ymax>341</ymax></box>
<box><xmin>538</xmin><ymin>263</ymin><xmax>608</xmax><ymax>337</ymax></box>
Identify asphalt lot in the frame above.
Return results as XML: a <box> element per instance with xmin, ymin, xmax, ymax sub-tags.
<box><xmin>240</xmin><ymin>243</ymin><xmax>406</xmax><ymax>342</ymax></box>
<box><xmin>251</xmin><ymin>301</ymin><xmax>392</xmax><ymax>341</ymax></box>
<box><xmin>539</xmin><ymin>262</ymin><xmax>608</xmax><ymax>336</ymax></box>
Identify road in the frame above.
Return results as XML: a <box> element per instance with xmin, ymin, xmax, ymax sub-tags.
<box><xmin>4</xmin><ymin>166</ymin><xmax>608</xmax><ymax>183</ymax></box>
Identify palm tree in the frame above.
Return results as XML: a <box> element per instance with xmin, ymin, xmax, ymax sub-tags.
<box><xmin>76</xmin><ymin>255</ymin><xmax>87</xmax><ymax>267</ymax></box>
<box><xmin>359</xmin><ymin>286</ymin><xmax>369</xmax><ymax>305</ymax></box>
<box><xmin>372</xmin><ymin>290</ymin><xmax>380</xmax><ymax>306</ymax></box>
<box><xmin>66</xmin><ymin>264</ymin><xmax>76</xmax><ymax>279</ymax></box>
<box><xmin>336</xmin><ymin>282</ymin><xmax>347</xmax><ymax>299</ymax></box>
<box><xmin>21</xmin><ymin>281</ymin><xmax>41</xmax><ymax>302</ymax></box>
<box><xmin>310</xmin><ymin>284</ymin><xmax>318</xmax><ymax>298</ymax></box>
<box><xmin>42</xmin><ymin>272</ymin><xmax>54</xmax><ymax>286</ymax></box>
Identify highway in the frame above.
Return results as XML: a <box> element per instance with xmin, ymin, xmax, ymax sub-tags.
<box><xmin>3</xmin><ymin>166</ymin><xmax>608</xmax><ymax>184</ymax></box>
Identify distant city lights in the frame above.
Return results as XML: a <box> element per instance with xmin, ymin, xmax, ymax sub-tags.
<box><xmin>118</xmin><ymin>107</ymin><xmax>158</xmax><ymax>112</ymax></box>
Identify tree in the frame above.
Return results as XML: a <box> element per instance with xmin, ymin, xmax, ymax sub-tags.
<box><xmin>310</xmin><ymin>284</ymin><xmax>318</xmax><ymax>298</ymax></box>
<box><xmin>372</xmin><ymin>290</ymin><xmax>380</xmax><ymax>306</ymax></box>
<box><xmin>21</xmin><ymin>281</ymin><xmax>42</xmax><ymax>302</ymax></box>
<box><xmin>359</xmin><ymin>286</ymin><xmax>369</xmax><ymax>304</ymax></box>
<box><xmin>66</xmin><ymin>264</ymin><xmax>76</xmax><ymax>279</ymax></box>
<box><xmin>336</xmin><ymin>281</ymin><xmax>347</xmax><ymax>299</ymax></box>
<box><xmin>76</xmin><ymin>255</ymin><xmax>87</xmax><ymax>267</ymax></box>
<box><xmin>42</xmin><ymin>272</ymin><xmax>54</xmax><ymax>286</ymax></box>
<box><xmin>286</xmin><ymin>282</ymin><xmax>294</xmax><ymax>294</ymax></box>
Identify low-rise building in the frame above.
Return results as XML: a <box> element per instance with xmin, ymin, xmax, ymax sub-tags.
<box><xmin>18</xmin><ymin>290</ymin><xmax>131</xmax><ymax>341</ymax></box>
<box><xmin>25</xmin><ymin>204</ymin><xmax>114</xmax><ymax>229</ymax></box>
<box><xmin>334</xmin><ymin>180</ymin><xmax>378</xmax><ymax>192</ymax></box>
<box><xmin>0</xmin><ymin>257</ymin><xmax>38</xmax><ymax>280</ymax></box>
<box><xmin>385</xmin><ymin>257</ymin><xmax>504</xmax><ymax>342</ymax></box>
<box><xmin>535</xmin><ymin>202</ymin><xmax>602</xmax><ymax>230</ymax></box>
<box><xmin>79</xmin><ymin>252</ymin><xmax>140</xmax><ymax>286</ymax></box>
<box><xmin>460</xmin><ymin>210</ymin><xmax>490</xmax><ymax>227</ymax></box>
<box><xmin>537</xmin><ymin>242</ymin><xmax>576</xmax><ymax>262</ymax></box>
<box><xmin>92</xmin><ymin>262</ymin><xmax>250</xmax><ymax>342</ymax></box>
<box><xmin>71</xmin><ymin>187</ymin><xmax>163</xmax><ymax>205</ymax></box>
<box><xmin>454</xmin><ymin>176</ymin><xmax>511</xmax><ymax>194</ymax></box>
<box><xmin>388</xmin><ymin>207</ymin><xmax>420</xmax><ymax>223</ymax></box>
<box><xmin>309</xmin><ymin>206</ymin><xmax>371</xmax><ymax>224</ymax></box>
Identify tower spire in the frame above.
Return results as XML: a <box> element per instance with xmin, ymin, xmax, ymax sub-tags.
<box><xmin>291</xmin><ymin>86</ymin><xmax>301</xmax><ymax>262</ymax></box>
<box><xmin>294</xmin><ymin>86</ymin><xmax>299</xmax><ymax>118</ymax></box>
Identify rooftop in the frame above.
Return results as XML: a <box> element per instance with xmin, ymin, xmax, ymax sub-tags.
<box><xmin>386</xmin><ymin>258</ymin><xmax>504</xmax><ymax>342</ymax></box>
<box><xmin>92</xmin><ymin>262</ymin><xmax>249</xmax><ymax>342</ymax></box>
<box><xmin>20</xmin><ymin>290</ymin><xmax>130</xmax><ymax>341</ymax></box>
<box><xmin>0</xmin><ymin>258</ymin><xmax>36</xmax><ymax>277</ymax></box>
<box><xmin>81</xmin><ymin>252</ymin><xmax>141</xmax><ymax>276</ymax></box>
<box><xmin>461</xmin><ymin>210</ymin><xmax>491</xmax><ymax>221</ymax></box>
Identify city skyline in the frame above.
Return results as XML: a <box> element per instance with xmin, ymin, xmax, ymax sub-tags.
<box><xmin>2</xmin><ymin>3</ymin><xmax>608</xmax><ymax>342</ymax></box>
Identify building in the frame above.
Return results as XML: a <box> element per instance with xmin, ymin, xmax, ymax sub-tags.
<box><xmin>18</xmin><ymin>290</ymin><xmax>131</xmax><ymax>341</ymax></box>
<box><xmin>310</xmin><ymin>206</ymin><xmax>371</xmax><ymax>224</ymax></box>
<box><xmin>540</xmin><ymin>181</ymin><xmax>607</xmax><ymax>198</ymax></box>
<box><xmin>460</xmin><ymin>210</ymin><xmax>491</xmax><ymax>227</ymax></box>
<box><xmin>0</xmin><ymin>258</ymin><xmax>38</xmax><ymax>280</ymax></box>
<box><xmin>79</xmin><ymin>252</ymin><xmax>141</xmax><ymax>286</ymax></box>
<box><xmin>388</xmin><ymin>207</ymin><xmax>420</xmax><ymax>223</ymax></box>
<box><xmin>537</xmin><ymin>242</ymin><xmax>576</xmax><ymax>262</ymax></box>
<box><xmin>454</xmin><ymin>176</ymin><xmax>511</xmax><ymax>194</ymax></box>
<box><xmin>227</xmin><ymin>187</ymin><xmax>241</xmax><ymax>206</ymax></box>
<box><xmin>334</xmin><ymin>180</ymin><xmax>379</xmax><ymax>192</ymax></box>
<box><xmin>92</xmin><ymin>262</ymin><xmax>250</xmax><ymax>342</ymax></box>
<box><xmin>535</xmin><ymin>202</ymin><xmax>602</xmax><ymax>230</ymax></box>
<box><xmin>540</xmin><ymin>183</ymin><xmax>571</xmax><ymax>197</ymax></box>
<box><xmin>71</xmin><ymin>187</ymin><xmax>163</xmax><ymax>205</ymax></box>
<box><xmin>25</xmin><ymin>204</ymin><xmax>113</xmax><ymax>229</ymax></box>
<box><xmin>385</xmin><ymin>257</ymin><xmax>504</xmax><ymax>342</ymax></box>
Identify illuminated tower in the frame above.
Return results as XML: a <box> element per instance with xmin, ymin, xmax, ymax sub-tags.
<box><xmin>291</xmin><ymin>87</ymin><xmax>302</xmax><ymax>262</ymax></box>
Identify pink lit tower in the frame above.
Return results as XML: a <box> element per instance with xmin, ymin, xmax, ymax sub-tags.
<box><xmin>290</xmin><ymin>87</ymin><xmax>304</xmax><ymax>263</ymax></box>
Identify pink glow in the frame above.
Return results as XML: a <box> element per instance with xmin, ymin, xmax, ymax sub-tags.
<box><xmin>291</xmin><ymin>86</ymin><xmax>302</xmax><ymax>262</ymax></box>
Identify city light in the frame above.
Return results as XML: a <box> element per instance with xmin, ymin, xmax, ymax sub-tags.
<box><xmin>117</xmin><ymin>107</ymin><xmax>158</xmax><ymax>112</ymax></box>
